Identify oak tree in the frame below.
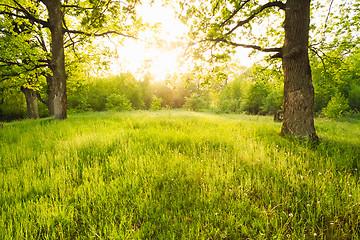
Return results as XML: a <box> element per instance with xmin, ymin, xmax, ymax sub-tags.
<box><xmin>180</xmin><ymin>0</ymin><xmax>318</xmax><ymax>139</ymax></box>
<box><xmin>1</xmin><ymin>0</ymin><xmax>143</xmax><ymax>119</ymax></box>
<box><xmin>0</xmin><ymin>11</ymin><xmax>48</xmax><ymax>119</ymax></box>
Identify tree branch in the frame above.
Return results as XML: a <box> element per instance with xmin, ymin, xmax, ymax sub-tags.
<box><xmin>65</xmin><ymin>29</ymin><xmax>139</xmax><ymax>40</ymax></box>
<box><xmin>309</xmin><ymin>46</ymin><xmax>327</xmax><ymax>74</ymax></box>
<box><xmin>0</xmin><ymin>63</ymin><xmax>48</xmax><ymax>80</ymax></box>
<box><xmin>35</xmin><ymin>91</ymin><xmax>47</xmax><ymax>105</ymax></box>
<box><xmin>61</xmin><ymin>5</ymin><xmax>93</xmax><ymax>9</ymax></box>
<box><xmin>205</xmin><ymin>37</ymin><xmax>282</xmax><ymax>54</ymax></box>
<box><xmin>321</xmin><ymin>0</ymin><xmax>335</xmax><ymax>44</ymax></box>
<box><xmin>11</xmin><ymin>0</ymin><xmax>49</xmax><ymax>27</ymax></box>
<box><xmin>62</xmin><ymin>16</ymin><xmax>81</xmax><ymax>58</ymax></box>
<box><xmin>0</xmin><ymin>10</ymin><xmax>48</xmax><ymax>27</ymax></box>
<box><xmin>226</xmin><ymin>1</ymin><xmax>285</xmax><ymax>35</ymax></box>
<box><xmin>219</xmin><ymin>0</ymin><xmax>251</xmax><ymax>28</ymax></box>
<box><xmin>0</xmin><ymin>3</ymin><xmax>21</xmax><ymax>11</ymax></box>
<box><xmin>0</xmin><ymin>59</ymin><xmax>48</xmax><ymax>68</ymax></box>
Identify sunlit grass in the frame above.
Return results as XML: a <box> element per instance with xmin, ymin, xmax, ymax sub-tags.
<box><xmin>0</xmin><ymin>110</ymin><xmax>359</xmax><ymax>239</ymax></box>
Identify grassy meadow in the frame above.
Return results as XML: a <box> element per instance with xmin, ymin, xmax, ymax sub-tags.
<box><xmin>0</xmin><ymin>110</ymin><xmax>359</xmax><ymax>239</ymax></box>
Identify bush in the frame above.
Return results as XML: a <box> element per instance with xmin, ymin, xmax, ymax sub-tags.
<box><xmin>314</xmin><ymin>93</ymin><xmax>331</xmax><ymax>114</ymax></box>
<box><xmin>105</xmin><ymin>93</ymin><xmax>132</xmax><ymax>111</ymax></box>
<box><xmin>322</xmin><ymin>93</ymin><xmax>349</xmax><ymax>119</ymax></box>
<box><xmin>150</xmin><ymin>96</ymin><xmax>162</xmax><ymax>110</ymax></box>
<box><xmin>242</xmin><ymin>81</ymin><xmax>269</xmax><ymax>114</ymax></box>
<box><xmin>217</xmin><ymin>85</ymin><xmax>242</xmax><ymax>113</ymax></box>
<box><xmin>184</xmin><ymin>93</ymin><xmax>210</xmax><ymax>111</ymax></box>
<box><xmin>349</xmin><ymin>84</ymin><xmax>360</xmax><ymax>111</ymax></box>
<box><xmin>0</xmin><ymin>88</ymin><xmax>27</xmax><ymax>121</ymax></box>
<box><xmin>67</xmin><ymin>94</ymin><xmax>92</xmax><ymax>112</ymax></box>
<box><xmin>218</xmin><ymin>98</ymin><xmax>242</xmax><ymax>113</ymax></box>
<box><xmin>261</xmin><ymin>88</ymin><xmax>283</xmax><ymax>114</ymax></box>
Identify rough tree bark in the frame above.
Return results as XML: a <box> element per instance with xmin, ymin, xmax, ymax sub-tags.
<box><xmin>35</xmin><ymin>74</ymin><xmax>54</xmax><ymax>116</ymax></box>
<box><xmin>281</xmin><ymin>0</ymin><xmax>318</xmax><ymax>140</ymax></box>
<box><xmin>42</xmin><ymin>0</ymin><xmax>67</xmax><ymax>119</ymax></box>
<box><xmin>46</xmin><ymin>74</ymin><xmax>55</xmax><ymax>116</ymax></box>
<box><xmin>21</xmin><ymin>87</ymin><xmax>39</xmax><ymax>119</ymax></box>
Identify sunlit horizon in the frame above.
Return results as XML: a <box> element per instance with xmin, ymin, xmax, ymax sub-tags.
<box><xmin>99</xmin><ymin>1</ymin><xmax>261</xmax><ymax>82</ymax></box>
<box><xmin>103</xmin><ymin>2</ymin><xmax>188</xmax><ymax>82</ymax></box>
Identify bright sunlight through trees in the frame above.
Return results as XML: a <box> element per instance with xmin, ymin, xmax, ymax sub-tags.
<box><xmin>105</xmin><ymin>2</ymin><xmax>188</xmax><ymax>81</ymax></box>
<box><xmin>1</xmin><ymin>0</ymin><xmax>360</xmax><ymax>238</ymax></box>
<box><xmin>105</xmin><ymin>1</ymin><xmax>257</xmax><ymax>81</ymax></box>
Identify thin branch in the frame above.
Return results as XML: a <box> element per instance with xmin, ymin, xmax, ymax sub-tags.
<box><xmin>106</xmin><ymin>34</ymin><xmax>120</xmax><ymax>58</ymax></box>
<box><xmin>219</xmin><ymin>0</ymin><xmax>251</xmax><ymax>28</ymax></box>
<box><xmin>35</xmin><ymin>91</ymin><xmax>47</xmax><ymax>105</ymax></box>
<box><xmin>61</xmin><ymin>5</ymin><xmax>93</xmax><ymax>9</ymax></box>
<box><xmin>0</xmin><ymin>60</ymin><xmax>48</xmax><ymax>68</ymax></box>
<box><xmin>205</xmin><ymin>37</ymin><xmax>282</xmax><ymax>53</ymax></box>
<box><xmin>321</xmin><ymin>0</ymin><xmax>335</xmax><ymax>44</ymax></box>
<box><xmin>0</xmin><ymin>64</ymin><xmax>48</xmax><ymax>80</ymax></box>
<box><xmin>87</xmin><ymin>0</ymin><xmax>112</xmax><ymax>28</ymax></box>
<box><xmin>11</xmin><ymin>0</ymin><xmax>49</xmax><ymax>27</ymax></box>
<box><xmin>212</xmin><ymin>0</ymin><xmax>220</xmax><ymax>16</ymax></box>
<box><xmin>0</xmin><ymin>10</ymin><xmax>48</xmax><ymax>27</ymax></box>
<box><xmin>226</xmin><ymin>1</ymin><xmax>285</xmax><ymax>35</ymax></box>
<box><xmin>65</xmin><ymin>29</ymin><xmax>139</xmax><ymax>41</ymax></box>
<box><xmin>64</xmin><ymin>39</ymin><xmax>83</xmax><ymax>49</ymax></box>
<box><xmin>0</xmin><ymin>3</ymin><xmax>22</xmax><ymax>11</ymax></box>
<box><xmin>62</xmin><ymin>16</ymin><xmax>80</xmax><ymax>58</ymax></box>
<box><xmin>309</xmin><ymin>46</ymin><xmax>327</xmax><ymax>74</ymax></box>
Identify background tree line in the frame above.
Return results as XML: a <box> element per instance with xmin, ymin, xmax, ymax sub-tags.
<box><xmin>1</xmin><ymin>44</ymin><xmax>359</xmax><ymax>121</ymax></box>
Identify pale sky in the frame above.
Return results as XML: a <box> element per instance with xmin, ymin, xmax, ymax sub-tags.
<box><xmin>94</xmin><ymin>0</ymin><xmax>339</xmax><ymax>81</ymax></box>
<box><xmin>106</xmin><ymin>2</ymin><xmax>188</xmax><ymax>81</ymax></box>
<box><xmin>104</xmin><ymin>2</ymin><xmax>266</xmax><ymax>81</ymax></box>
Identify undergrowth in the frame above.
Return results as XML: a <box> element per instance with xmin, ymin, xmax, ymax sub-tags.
<box><xmin>0</xmin><ymin>111</ymin><xmax>359</xmax><ymax>239</ymax></box>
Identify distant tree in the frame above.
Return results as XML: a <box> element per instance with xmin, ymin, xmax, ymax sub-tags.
<box><xmin>242</xmin><ymin>80</ymin><xmax>269</xmax><ymax>115</ymax></box>
<box><xmin>309</xmin><ymin>1</ymin><xmax>360</xmax><ymax>116</ymax></box>
<box><xmin>150</xmin><ymin>96</ymin><xmax>162</xmax><ymax>110</ymax></box>
<box><xmin>154</xmin><ymin>83</ymin><xmax>175</xmax><ymax>108</ymax></box>
<box><xmin>106</xmin><ymin>93</ymin><xmax>132</xmax><ymax>112</ymax></box>
<box><xmin>217</xmin><ymin>75</ymin><xmax>244</xmax><ymax>113</ymax></box>
<box><xmin>184</xmin><ymin>93</ymin><xmax>210</xmax><ymax>111</ymax></box>
<box><xmin>322</xmin><ymin>93</ymin><xmax>349</xmax><ymax>119</ymax></box>
<box><xmin>140</xmin><ymin>72</ymin><xmax>154</xmax><ymax>109</ymax></box>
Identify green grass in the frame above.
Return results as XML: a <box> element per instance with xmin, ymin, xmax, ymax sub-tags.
<box><xmin>0</xmin><ymin>110</ymin><xmax>359</xmax><ymax>239</ymax></box>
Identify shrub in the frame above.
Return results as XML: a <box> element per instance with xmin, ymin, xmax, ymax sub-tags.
<box><xmin>184</xmin><ymin>93</ymin><xmax>210</xmax><ymax>111</ymax></box>
<box><xmin>349</xmin><ymin>84</ymin><xmax>360</xmax><ymax>111</ymax></box>
<box><xmin>67</xmin><ymin>94</ymin><xmax>92</xmax><ymax>112</ymax></box>
<box><xmin>242</xmin><ymin>81</ymin><xmax>270</xmax><ymax>114</ymax></box>
<box><xmin>0</xmin><ymin>88</ymin><xmax>27</xmax><ymax>121</ymax></box>
<box><xmin>262</xmin><ymin>88</ymin><xmax>283</xmax><ymax>114</ymax></box>
<box><xmin>105</xmin><ymin>93</ymin><xmax>132</xmax><ymax>111</ymax></box>
<box><xmin>150</xmin><ymin>96</ymin><xmax>162</xmax><ymax>110</ymax></box>
<box><xmin>322</xmin><ymin>93</ymin><xmax>349</xmax><ymax>119</ymax></box>
<box><xmin>217</xmin><ymin>85</ymin><xmax>242</xmax><ymax>113</ymax></box>
<box><xmin>218</xmin><ymin>98</ymin><xmax>242</xmax><ymax>113</ymax></box>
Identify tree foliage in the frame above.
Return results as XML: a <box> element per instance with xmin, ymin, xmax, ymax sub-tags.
<box><xmin>0</xmin><ymin>0</ymin><xmax>145</xmax><ymax>119</ymax></box>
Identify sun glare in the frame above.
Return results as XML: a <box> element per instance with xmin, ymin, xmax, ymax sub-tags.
<box><xmin>103</xmin><ymin>2</ymin><xmax>264</xmax><ymax>81</ymax></box>
<box><xmin>105</xmin><ymin>2</ymin><xmax>188</xmax><ymax>81</ymax></box>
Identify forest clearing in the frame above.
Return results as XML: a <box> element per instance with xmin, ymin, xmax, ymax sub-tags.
<box><xmin>1</xmin><ymin>0</ymin><xmax>360</xmax><ymax>238</ymax></box>
<box><xmin>1</xmin><ymin>110</ymin><xmax>359</xmax><ymax>239</ymax></box>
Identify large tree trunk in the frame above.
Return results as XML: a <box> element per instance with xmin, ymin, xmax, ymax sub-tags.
<box><xmin>46</xmin><ymin>74</ymin><xmax>55</xmax><ymax>116</ymax></box>
<box><xmin>35</xmin><ymin>74</ymin><xmax>54</xmax><ymax>116</ymax></box>
<box><xmin>43</xmin><ymin>0</ymin><xmax>67</xmax><ymax>119</ymax></box>
<box><xmin>281</xmin><ymin>0</ymin><xmax>318</xmax><ymax>140</ymax></box>
<box><xmin>21</xmin><ymin>87</ymin><xmax>39</xmax><ymax>119</ymax></box>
